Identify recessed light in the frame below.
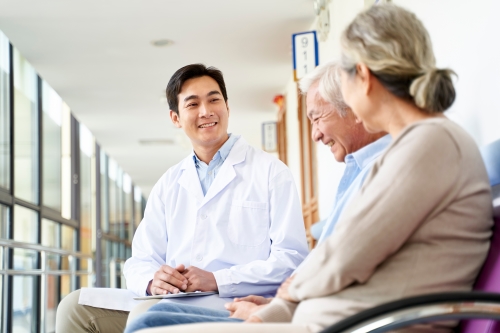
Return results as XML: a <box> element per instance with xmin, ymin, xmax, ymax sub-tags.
<box><xmin>139</xmin><ymin>139</ymin><xmax>175</xmax><ymax>145</ymax></box>
<box><xmin>151</xmin><ymin>39</ymin><xmax>174</xmax><ymax>47</ymax></box>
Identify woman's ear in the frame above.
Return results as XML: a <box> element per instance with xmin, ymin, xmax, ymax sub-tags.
<box><xmin>170</xmin><ymin>110</ymin><xmax>182</xmax><ymax>128</ymax></box>
<box><xmin>356</xmin><ymin>63</ymin><xmax>373</xmax><ymax>96</ymax></box>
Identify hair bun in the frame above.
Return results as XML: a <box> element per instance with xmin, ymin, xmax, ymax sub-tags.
<box><xmin>409</xmin><ymin>68</ymin><xmax>456</xmax><ymax>113</ymax></box>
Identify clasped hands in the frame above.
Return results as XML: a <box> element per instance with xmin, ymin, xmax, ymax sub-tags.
<box><xmin>147</xmin><ymin>264</ymin><xmax>218</xmax><ymax>295</ymax></box>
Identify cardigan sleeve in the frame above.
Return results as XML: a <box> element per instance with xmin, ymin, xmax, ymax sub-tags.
<box><xmin>252</xmin><ymin>298</ymin><xmax>298</xmax><ymax>323</ymax></box>
<box><xmin>288</xmin><ymin>123</ymin><xmax>462</xmax><ymax>301</ymax></box>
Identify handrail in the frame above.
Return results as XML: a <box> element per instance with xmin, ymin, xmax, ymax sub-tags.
<box><xmin>0</xmin><ymin>238</ymin><xmax>95</xmax><ymax>332</ymax></box>
<box><xmin>0</xmin><ymin>239</ymin><xmax>92</xmax><ymax>258</ymax></box>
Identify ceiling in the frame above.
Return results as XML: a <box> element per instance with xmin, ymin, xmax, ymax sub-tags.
<box><xmin>0</xmin><ymin>0</ymin><xmax>315</xmax><ymax>195</ymax></box>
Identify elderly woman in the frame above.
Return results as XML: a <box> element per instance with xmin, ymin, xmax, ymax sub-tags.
<box><xmin>131</xmin><ymin>4</ymin><xmax>493</xmax><ymax>333</ymax></box>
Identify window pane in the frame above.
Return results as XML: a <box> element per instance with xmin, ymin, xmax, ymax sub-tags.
<box><xmin>13</xmin><ymin>205</ymin><xmax>38</xmax><ymax>270</ymax></box>
<box><xmin>12</xmin><ymin>275</ymin><xmax>37</xmax><ymax>333</ymax></box>
<box><xmin>123</xmin><ymin>174</ymin><xmax>132</xmax><ymax>241</ymax></box>
<box><xmin>80</xmin><ymin>124</ymin><xmax>94</xmax><ymax>287</ymax></box>
<box><xmin>61</xmin><ymin>225</ymin><xmax>76</xmax><ymax>297</ymax></box>
<box><xmin>61</xmin><ymin>224</ymin><xmax>76</xmax><ymax>252</ymax></box>
<box><xmin>41</xmin><ymin>218</ymin><xmax>60</xmax><ymax>333</ymax></box>
<box><xmin>46</xmin><ymin>274</ymin><xmax>58</xmax><ymax>333</ymax></box>
<box><xmin>0</xmin><ymin>31</ymin><xmax>10</xmax><ymax>190</ymax></box>
<box><xmin>61</xmin><ymin>103</ymin><xmax>72</xmax><ymax>220</ymax></box>
<box><xmin>41</xmin><ymin>218</ymin><xmax>60</xmax><ymax>248</ymax></box>
<box><xmin>101</xmin><ymin>239</ymin><xmax>110</xmax><ymax>287</ymax></box>
<box><xmin>133</xmin><ymin>187</ymin><xmax>143</xmax><ymax>230</ymax></box>
<box><xmin>100</xmin><ymin>151</ymin><xmax>109</xmax><ymax>233</ymax></box>
<box><xmin>0</xmin><ymin>203</ymin><xmax>8</xmax><ymax>239</ymax></box>
<box><xmin>42</xmin><ymin>82</ymin><xmax>63</xmax><ymax>212</ymax></box>
<box><xmin>13</xmin><ymin>49</ymin><xmax>39</xmax><ymax>204</ymax></box>
<box><xmin>109</xmin><ymin>158</ymin><xmax>120</xmax><ymax>237</ymax></box>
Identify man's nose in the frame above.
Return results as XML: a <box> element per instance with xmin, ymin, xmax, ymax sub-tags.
<box><xmin>199</xmin><ymin>103</ymin><xmax>213</xmax><ymax>117</ymax></box>
<box><xmin>311</xmin><ymin>124</ymin><xmax>321</xmax><ymax>142</ymax></box>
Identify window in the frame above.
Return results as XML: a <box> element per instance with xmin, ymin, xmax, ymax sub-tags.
<box><xmin>12</xmin><ymin>205</ymin><xmax>39</xmax><ymax>333</ymax></box>
<box><xmin>13</xmin><ymin>49</ymin><xmax>39</xmax><ymax>204</ymax></box>
<box><xmin>0</xmin><ymin>31</ymin><xmax>10</xmax><ymax>191</ymax></box>
<box><xmin>42</xmin><ymin>82</ymin><xmax>63</xmax><ymax>212</ymax></box>
<box><xmin>123</xmin><ymin>173</ymin><xmax>132</xmax><ymax>241</ymax></box>
<box><xmin>80</xmin><ymin>123</ymin><xmax>94</xmax><ymax>287</ymax></box>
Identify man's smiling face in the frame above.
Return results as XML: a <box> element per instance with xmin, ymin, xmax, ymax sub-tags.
<box><xmin>170</xmin><ymin>75</ymin><xmax>230</xmax><ymax>150</ymax></box>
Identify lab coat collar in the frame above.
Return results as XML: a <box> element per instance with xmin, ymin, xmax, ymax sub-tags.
<box><xmin>178</xmin><ymin>136</ymin><xmax>248</xmax><ymax>208</ymax></box>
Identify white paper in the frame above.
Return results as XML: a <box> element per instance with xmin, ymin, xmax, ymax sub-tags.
<box><xmin>78</xmin><ymin>288</ymin><xmax>234</xmax><ymax>312</ymax></box>
<box><xmin>79</xmin><ymin>287</ymin><xmax>142</xmax><ymax>311</ymax></box>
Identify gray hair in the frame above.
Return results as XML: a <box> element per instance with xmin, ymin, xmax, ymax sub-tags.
<box><xmin>341</xmin><ymin>4</ymin><xmax>456</xmax><ymax>113</ymax></box>
<box><xmin>299</xmin><ymin>61</ymin><xmax>350</xmax><ymax>117</ymax></box>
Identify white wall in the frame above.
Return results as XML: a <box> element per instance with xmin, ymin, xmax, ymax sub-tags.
<box><xmin>283</xmin><ymin>0</ymin><xmax>500</xmax><ymax>219</ymax></box>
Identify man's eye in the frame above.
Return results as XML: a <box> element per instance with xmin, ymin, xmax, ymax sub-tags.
<box><xmin>187</xmin><ymin>103</ymin><xmax>197</xmax><ymax>108</ymax></box>
<box><xmin>211</xmin><ymin>98</ymin><xmax>220</xmax><ymax>102</ymax></box>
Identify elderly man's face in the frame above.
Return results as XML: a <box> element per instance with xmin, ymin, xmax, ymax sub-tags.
<box><xmin>306</xmin><ymin>82</ymin><xmax>363</xmax><ymax>162</ymax></box>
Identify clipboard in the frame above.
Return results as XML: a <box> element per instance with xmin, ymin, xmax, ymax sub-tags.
<box><xmin>133</xmin><ymin>291</ymin><xmax>218</xmax><ymax>300</ymax></box>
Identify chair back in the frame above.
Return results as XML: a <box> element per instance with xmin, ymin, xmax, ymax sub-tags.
<box><xmin>461</xmin><ymin>138</ymin><xmax>500</xmax><ymax>333</ymax></box>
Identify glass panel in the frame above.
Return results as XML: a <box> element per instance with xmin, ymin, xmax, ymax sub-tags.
<box><xmin>13</xmin><ymin>48</ymin><xmax>39</xmax><ymax>204</ymax></box>
<box><xmin>61</xmin><ymin>224</ymin><xmax>76</xmax><ymax>295</ymax></box>
<box><xmin>46</xmin><ymin>274</ymin><xmax>58</xmax><ymax>333</ymax></box>
<box><xmin>123</xmin><ymin>174</ymin><xmax>132</xmax><ymax>241</ymax></box>
<box><xmin>12</xmin><ymin>275</ymin><xmax>37</xmax><ymax>333</ymax></box>
<box><xmin>80</xmin><ymin>124</ymin><xmax>93</xmax><ymax>288</ymax></box>
<box><xmin>13</xmin><ymin>205</ymin><xmax>38</xmax><ymax>270</ymax></box>
<box><xmin>41</xmin><ymin>218</ymin><xmax>61</xmax><ymax>274</ymax></box>
<box><xmin>100</xmin><ymin>150</ymin><xmax>109</xmax><ymax>233</ymax></box>
<box><xmin>133</xmin><ymin>187</ymin><xmax>143</xmax><ymax>230</ymax></box>
<box><xmin>42</xmin><ymin>82</ymin><xmax>63</xmax><ymax>212</ymax></box>
<box><xmin>0</xmin><ymin>203</ymin><xmax>8</xmax><ymax>239</ymax></box>
<box><xmin>41</xmin><ymin>218</ymin><xmax>60</xmax><ymax>248</ymax></box>
<box><xmin>101</xmin><ymin>239</ymin><xmax>110</xmax><ymax>288</ymax></box>
<box><xmin>0</xmin><ymin>31</ymin><xmax>10</xmax><ymax>190</ymax></box>
<box><xmin>41</xmin><ymin>219</ymin><xmax>60</xmax><ymax>333</ymax></box>
<box><xmin>61</xmin><ymin>103</ymin><xmax>71</xmax><ymax>220</ymax></box>
<box><xmin>61</xmin><ymin>224</ymin><xmax>76</xmax><ymax>251</ymax></box>
<box><xmin>60</xmin><ymin>275</ymin><xmax>71</xmax><ymax>299</ymax></box>
<box><xmin>109</xmin><ymin>158</ymin><xmax>119</xmax><ymax>237</ymax></box>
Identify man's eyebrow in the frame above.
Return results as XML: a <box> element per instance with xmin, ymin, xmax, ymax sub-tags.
<box><xmin>207</xmin><ymin>91</ymin><xmax>222</xmax><ymax>97</ymax></box>
<box><xmin>184</xmin><ymin>95</ymin><xmax>199</xmax><ymax>102</ymax></box>
<box><xmin>307</xmin><ymin>109</ymin><xmax>316</xmax><ymax>119</ymax></box>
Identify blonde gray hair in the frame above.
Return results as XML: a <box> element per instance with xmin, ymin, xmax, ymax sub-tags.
<box><xmin>299</xmin><ymin>61</ymin><xmax>350</xmax><ymax>117</ymax></box>
<box><xmin>340</xmin><ymin>4</ymin><xmax>456</xmax><ymax>113</ymax></box>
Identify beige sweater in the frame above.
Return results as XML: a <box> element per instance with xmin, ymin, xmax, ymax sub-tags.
<box><xmin>254</xmin><ymin>118</ymin><xmax>493</xmax><ymax>332</ymax></box>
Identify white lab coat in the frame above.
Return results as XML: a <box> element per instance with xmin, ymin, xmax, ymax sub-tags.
<box><xmin>123</xmin><ymin>136</ymin><xmax>309</xmax><ymax>299</ymax></box>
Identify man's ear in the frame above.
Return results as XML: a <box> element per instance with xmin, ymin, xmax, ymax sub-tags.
<box><xmin>356</xmin><ymin>63</ymin><xmax>372</xmax><ymax>96</ymax></box>
<box><xmin>170</xmin><ymin>110</ymin><xmax>182</xmax><ymax>128</ymax></box>
<box><xmin>226</xmin><ymin>100</ymin><xmax>230</xmax><ymax>118</ymax></box>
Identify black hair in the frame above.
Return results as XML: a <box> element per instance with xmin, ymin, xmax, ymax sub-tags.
<box><xmin>166</xmin><ymin>64</ymin><xmax>228</xmax><ymax>114</ymax></box>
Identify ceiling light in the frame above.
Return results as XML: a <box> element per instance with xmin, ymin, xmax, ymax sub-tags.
<box><xmin>139</xmin><ymin>139</ymin><xmax>175</xmax><ymax>145</ymax></box>
<box><xmin>150</xmin><ymin>39</ymin><xmax>174</xmax><ymax>47</ymax></box>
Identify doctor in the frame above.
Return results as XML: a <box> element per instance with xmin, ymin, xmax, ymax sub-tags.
<box><xmin>55</xmin><ymin>63</ymin><xmax>308</xmax><ymax>333</ymax></box>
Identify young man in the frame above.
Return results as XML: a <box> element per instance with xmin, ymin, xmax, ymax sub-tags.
<box><xmin>55</xmin><ymin>64</ymin><xmax>308</xmax><ymax>333</ymax></box>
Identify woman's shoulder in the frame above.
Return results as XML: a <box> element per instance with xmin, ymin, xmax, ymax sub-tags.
<box><xmin>396</xmin><ymin>117</ymin><xmax>476</xmax><ymax>153</ymax></box>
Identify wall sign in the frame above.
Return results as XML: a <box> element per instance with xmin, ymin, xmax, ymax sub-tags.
<box><xmin>262</xmin><ymin>122</ymin><xmax>278</xmax><ymax>152</ymax></box>
<box><xmin>292</xmin><ymin>31</ymin><xmax>319</xmax><ymax>82</ymax></box>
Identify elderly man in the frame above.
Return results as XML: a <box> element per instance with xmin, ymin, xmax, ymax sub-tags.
<box><xmin>123</xmin><ymin>61</ymin><xmax>390</xmax><ymax>332</ymax></box>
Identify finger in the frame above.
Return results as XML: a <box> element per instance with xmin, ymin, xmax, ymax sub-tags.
<box><xmin>161</xmin><ymin>265</ymin><xmax>189</xmax><ymax>285</ymax></box>
<box><xmin>156</xmin><ymin>271</ymin><xmax>188</xmax><ymax>290</ymax></box>
<box><xmin>225</xmin><ymin>302</ymin><xmax>237</xmax><ymax>311</ymax></box>
<box><xmin>154</xmin><ymin>281</ymin><xmax>182</xmax><ymax>294</ymax></box>
<box><xmin>175</xmin><ymin>264</ymin><xmax>186</xmax><ymax>273</ymax></box>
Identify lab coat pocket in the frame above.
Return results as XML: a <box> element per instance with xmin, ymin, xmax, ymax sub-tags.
<box><xmin>228</xmin><ymin>200</ymin><xmax>269</xmax><ymax>247</ymax></box>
